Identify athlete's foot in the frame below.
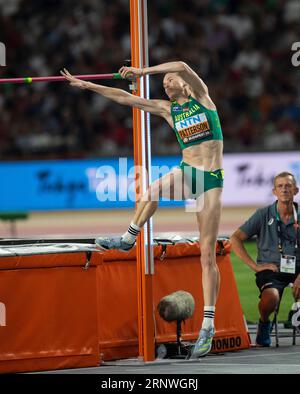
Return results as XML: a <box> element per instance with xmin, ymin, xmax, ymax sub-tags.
<box><xmin>190</xmin><ymin>327</ymin><xmax>215</xmax><ymax>358</ymax></box>
<box><xmin>95</xmin><ymin>236</ymin><xmax>135</xmax><ymax>252</ymax></box>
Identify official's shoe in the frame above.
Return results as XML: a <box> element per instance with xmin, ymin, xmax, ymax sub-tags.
<box><xmin>95</xmin><ymin>236</ymin><xmax>135</xmax><ymax>252</ymax></box>
<box><xmin>190</xmin><ymin>327</ymin><xmax>215</xmax><ymax>358</ymax></box>
<box><xmin>256</xmin><ymin>320</ymin><xmax>271</xmax><ymax>347</ymax></box>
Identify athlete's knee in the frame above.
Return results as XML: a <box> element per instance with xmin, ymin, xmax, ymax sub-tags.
<box><xmin>200</xmin><ymin>244</ymin><xmax>216</xmax><ymax>268</ymax></box>
<box><xmin>139</xmin><ymin>199</ymin><xmax>158</xmax><ymax>211</ymax></box>
<box><xmin>140</xmin><ymin>184</ymin><xmax>159</xmax><ymax>202</ymax></box>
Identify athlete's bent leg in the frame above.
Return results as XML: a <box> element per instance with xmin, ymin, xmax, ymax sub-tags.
<box><xmin>132</xmin><ymin>167</ymin><xmax>184</xmax><ymax>227</ymax></box>
<box><xmin>95</xmin><ymin>168</ymin><xmax>183</xmax><ymax>251</ymax></box>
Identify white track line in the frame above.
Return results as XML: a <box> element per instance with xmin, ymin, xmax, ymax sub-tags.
<box><xmin>202</xmin><ymin>350</ymin><xmax>300</xmax><ymax>360</ymax></box>
<box><xmin>176</xmin><ymin>363</ymin><xmax>300</xmax><ymax>367</ymax></box>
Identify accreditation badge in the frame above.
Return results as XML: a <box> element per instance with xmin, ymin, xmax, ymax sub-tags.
<box><xmin>280</xmin><ymin>254</ymin><xmax>296</xmax><ymax>274</ymax></box>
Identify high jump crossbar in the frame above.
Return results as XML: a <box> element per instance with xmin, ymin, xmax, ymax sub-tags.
<box><xmin>0</xmin><ymin>73</ymin><xmax>122</xmax><ymax>85</ymax></box>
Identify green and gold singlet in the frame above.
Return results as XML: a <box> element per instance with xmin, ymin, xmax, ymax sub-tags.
<box><xmin>170</xmin><ymin>96</ymin><xmax>224</xmax><ymax>195</ymax></box>
<box><xmin>170</xmin><ymin>96</ymin><xmax>223</xmax><ymax>150</ymax></box>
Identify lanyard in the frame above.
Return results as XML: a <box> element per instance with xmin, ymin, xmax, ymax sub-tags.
<box><xmin>276</xmin><ymin>202</ymin><xmax>298</xmax><ymax>252</ymax></box>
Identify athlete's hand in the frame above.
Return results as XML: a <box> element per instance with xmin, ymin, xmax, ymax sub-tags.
<box><xmin>60</xmin><ymin>68</ymin><xmax>88</xmax><ymax>89</ymax></box>
<box><xmin>254</xmin><ymin>263</ymin><xmax>278</xmax><ymax>273</ymax></box>
<box><xmin>118</xmin><ymin>66</ymin><xmax>143</xmax><ymax>80</ymax></box>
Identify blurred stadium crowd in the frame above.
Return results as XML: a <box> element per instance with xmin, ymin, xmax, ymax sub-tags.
<box><xmin>0</xmin><ymin>0</ymin><xmax>300</xmax><ymax>160</ymax></box>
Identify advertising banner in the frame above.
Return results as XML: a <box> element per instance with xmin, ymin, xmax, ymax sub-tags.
<box><xmin>222</xmin><ymin>152</ymin><xmax>300</xmax><ymax>206</ymax></box>
<box><xmin>0</xmin><ymin>152</ymin><xmax>299</xmax><ymax>211</ymax></box>
<box><xmin>0</xmin><ymin>156</ymin><xmax>181</xmax><ymax>211</ymax></box>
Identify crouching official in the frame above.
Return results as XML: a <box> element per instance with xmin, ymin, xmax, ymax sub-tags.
<box><xmin>230</xmin><ymin>172</ymin><xmax>300</xmax><ymax>346</ymax></box>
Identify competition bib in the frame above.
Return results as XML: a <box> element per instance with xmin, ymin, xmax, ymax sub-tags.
<box><xmin>175</xmin><ymin>113</ymin><xmax>213</xmax><ymax>144</ymax></box>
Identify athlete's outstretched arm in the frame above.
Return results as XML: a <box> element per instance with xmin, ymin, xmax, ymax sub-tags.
<box><xmin>60</xmin><ymin>68</ymin><xmax>169</xmax><ymax>118</ymax></box>
<box><xmin>119</xmin><ymin>61</ymin><xmax>208</xmax><ymax>96</ymax></box>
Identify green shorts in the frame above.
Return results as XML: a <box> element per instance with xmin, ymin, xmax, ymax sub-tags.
<box><xmin>179</xmin><ymin>161</ymin><xmax>224</xmax><ymax>197</ymax></box>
